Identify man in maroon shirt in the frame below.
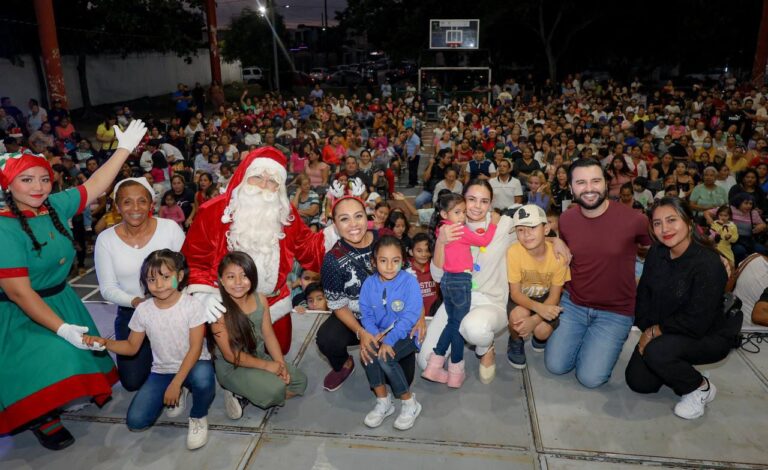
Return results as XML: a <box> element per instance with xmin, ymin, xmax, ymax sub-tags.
<box><xmin>544</xmin><ymin>158</ymin><xmax>651</xmax><ymax>388</ymax></box>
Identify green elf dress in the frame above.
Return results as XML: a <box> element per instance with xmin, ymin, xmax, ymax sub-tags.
<box><xmin>0</xmin><ymin>186</ymin><xmax>117</xmax><ymax>434</ymax></box>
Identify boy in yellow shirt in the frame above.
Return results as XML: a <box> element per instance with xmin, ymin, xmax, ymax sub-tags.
<box><xmin>506</xmin><ymin>204</ymin><xmax>571</xmax><ymax>369</ymax></box>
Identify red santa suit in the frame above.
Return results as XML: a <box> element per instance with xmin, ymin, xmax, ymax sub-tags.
<box><xmin>182</xmin><ymin>147</ymin><xmax>326</xmax><ymax>354</ymax></box>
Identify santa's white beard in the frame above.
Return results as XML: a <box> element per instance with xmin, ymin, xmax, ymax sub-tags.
<box><xmin>226</xmin><ymin>185</ymin><xmax>292</xmax><ymax>295</ymax></box>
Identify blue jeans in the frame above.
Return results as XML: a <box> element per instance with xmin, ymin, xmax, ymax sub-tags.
<box><xmin>126</xmin><ymin>360</ymin><xmax>216</xmax><ymax>431</ymax></box>
<box><xmin>415</xmin><ymin>190</ymin><xmax>433</xmax><ymax>208</ymax></box>
<box><xmin>732</xmin><ymin>237</ymin><xmax>768</xmax><ymax>266</ymax></box>
<box><xmin>363</xmin><ymin>338</ymin><xmax>418</xmax><ymax>398</ymax></box>
<box><xmin>115</xmin><ymin>306</ymin><xmax>153</xmax><ymax>391</ymax></box>
<box><xmin>544</xmin><ymin>291</ymin><xmax>633</xmax><ymax>388</ymax></box>
<box><xmin>434</xmin><ymin>272</ymin><xmax>472</xmax><ymax>363</ymax></box>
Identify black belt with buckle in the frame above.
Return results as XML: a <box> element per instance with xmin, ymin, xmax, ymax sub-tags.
<box><xmin>0</xmin><ymin>281</ymin><xmax>67</xmax><ymax>302</ymax></box>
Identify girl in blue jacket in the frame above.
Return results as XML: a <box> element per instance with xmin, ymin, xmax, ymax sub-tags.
<box><xmin>359</xmin><ymin>235</ymin><xmax>423</xmax><ymax>431</ymax></box>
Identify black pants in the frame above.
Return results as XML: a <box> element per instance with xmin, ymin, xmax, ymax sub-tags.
<box><xmin>407</xmin><ymin>155</ymin><xmax>421</xmax><ymax>186</ymax></box>
<box><xmin>115</xmin><ymin>306</ymin><xmax>153</xmax><ymax>391</ymax></box>
<box><xmin>625</xmin><ymin>333</ymin><xmax>731</xmax><ymax>396</ymax></box>
<box><xmin>315</xmin><ymin>314</ymin><xmax>415</xmax><ymax>384</ymax></box>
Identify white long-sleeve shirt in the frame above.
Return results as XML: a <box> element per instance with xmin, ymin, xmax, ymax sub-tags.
<box><xmin>95</xmin><ymin>218</ymin><xmax>185</xmax><ymax>307</ymax></box>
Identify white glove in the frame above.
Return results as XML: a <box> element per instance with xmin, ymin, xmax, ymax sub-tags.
<box><xmin>57</xmin><ymin>323</ymin><xmax>89</xmax><ymax>350</ymax></box>
<box><xmin>114</xmin><ymin>119</ymin><xmax>148</xmax><ymax>152</ymax></box>
<box><xmin>323</xmin><ymin>224</ymin><xmax>339</xmax><ymax>253</ymax></box>
<box><xmin>196</xmin><ymin>292</ymin><xmax>226</xmax><ymax>323</ymax></box>
<box><xmin>348</xmin><ymin>177</ymin><xmax>365</xmax><ymax>197</ymax></box>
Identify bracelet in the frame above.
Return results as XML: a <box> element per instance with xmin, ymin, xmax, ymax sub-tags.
<box><xmin>355</xmin><ymin>328</ymin><xmax>362</xmax><ymax>340</ymax></box>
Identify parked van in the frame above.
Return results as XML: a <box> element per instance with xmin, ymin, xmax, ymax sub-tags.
<box><xmin>242</xmin><ymin>67</ymin><xmax>264</xmax><ymax>84</ymax></box>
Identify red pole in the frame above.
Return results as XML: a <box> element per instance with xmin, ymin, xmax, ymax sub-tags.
<box><xmin>33</xmin><ymin>0</ymin><xmax>68</xmax><ymax>108</ymax></box>
<box><xmin>753</xmin><ymin>0</ymin><xmax>768</xmax><ymax>87</ymax></box>
<box><xmin>206</xmin><ymin>0</ymin><xmax>222</xmax><ymax>84</ymax></box>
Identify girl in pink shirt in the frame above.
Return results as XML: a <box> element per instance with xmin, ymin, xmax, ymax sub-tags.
<box><xmin>421</xmin><ymin>193</ymin><xmax>497</xmax><ymax>388</ymax></box>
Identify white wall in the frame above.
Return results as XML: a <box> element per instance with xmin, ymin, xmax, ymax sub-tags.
<box><xmin>0</xmin><ymin>50</ymin><xmax>241</xmax><ymax>110</ymax></box>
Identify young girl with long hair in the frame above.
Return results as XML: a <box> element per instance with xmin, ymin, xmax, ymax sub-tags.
<box><xmin>710</xmin><ymin>205</ymin><xmax>738</xmax><ymax>267</ymax></box>
<box><xmin>384</xmin><ymin>210</ymin><xmax>412</xmax><ymax>251</ymax></box>
<box><xmin>526</xmin><ymin>170</ymin><xmax>552</xmax><ymax>212</ymax></box>
<box><xmin>85</xmin><ymin>249</ymin><xmax>215</xmax><ymax>450</ymax></box>
<box><xmin>210</xmin><ymin>252</ymin><xmax>307</xmax><ymax>420</ymax></box>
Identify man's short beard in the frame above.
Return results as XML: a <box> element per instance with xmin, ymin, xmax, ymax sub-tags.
<box><xmin>226</xmin><ymin>184</ymin><xmax>292</xmax><ymax>294</ymax></box>
<box><xmin>574</xmin><ymin>188</ymin><xmax>608</xmax><ymax>210</ymax></box>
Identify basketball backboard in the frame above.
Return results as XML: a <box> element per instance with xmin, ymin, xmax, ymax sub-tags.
<box><xmin>429</xmin><ymin>19</ymin><xmax>480</xmax><ymax>50</ymax></box>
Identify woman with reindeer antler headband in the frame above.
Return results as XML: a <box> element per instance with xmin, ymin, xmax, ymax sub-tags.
<box><xmin>316</xmin><ymin>177</ymin><xmax>427</xmax><ymax>393</ymax></box>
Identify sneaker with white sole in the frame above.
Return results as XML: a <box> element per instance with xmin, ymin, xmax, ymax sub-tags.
<box><xmin>166</xmin><ymin>387</ymin><xmax>188</xmax><ymax>418</ymax></box>
<box><xmin>507</xmin><ymin>337</ymin><xmax>526</xmax><ymax>369</ymax></box>
<box><xmin>187</xmin><ymin>417</ymin><xmax>208</xmax><ymax>450</ymax></box>
<box><xmin>364</xmin><ymin>394</ymin><xmax>394</xmax><ymax>428</ymax></box>
<box><xmin>394</xmin><ymin>394</ymin><xmax>422</xmax><ymax>431</ymax></box>
<box><xmin>674</xmin><ymin>377</ymin><xmax>716</xmax><ymax>420</ymax></box>
<box><xmin>530</xmin><ymin>336</ymin><xmax>547</xmax><ymax>353</ymax></box>
<box><xmin>224</xmin><ymin>389</ymin><xmax>244</xmax><ymax>420</ymax></box>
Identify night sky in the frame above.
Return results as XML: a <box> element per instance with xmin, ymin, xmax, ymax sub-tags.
<box><xmin>217</xmin><ymin>0</ymin><xmax>347</xmax><ymax>28</ymax></box>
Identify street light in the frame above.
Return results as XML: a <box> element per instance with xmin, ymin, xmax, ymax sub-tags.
<box><xmin>256</xmin><ymin>1</ymin><xmax>279</xmax><ymax>92</ymax></box>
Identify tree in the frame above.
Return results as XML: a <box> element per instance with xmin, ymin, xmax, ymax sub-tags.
<box><xmin>337</xmin><ymin>0</ymin><xmax>763</xmax><ymax>83</ymax></box>
<box><xmin>0</xmin><ymin>0</ymin><xmax>205</xmax><ymax>111</ymax></box>
<box><xmin>220</xmin><ymin>8</ymin><xmax>289</xmax><ymax>74</ymax></box>
<box><xmin>516</xmin><ymin>0</ymin><xmax>606</xmax><ymax>82</ymax></box>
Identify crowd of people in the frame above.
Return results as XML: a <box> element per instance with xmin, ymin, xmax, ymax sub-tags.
<box><xmin>1</xmin><ymin>71</ymin><xmax>767</xmax><ymax>453</ymax></box>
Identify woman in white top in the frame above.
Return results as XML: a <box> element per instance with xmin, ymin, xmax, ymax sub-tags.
<box><xmin>418</xmin><ymin>179</ymin><xmax>569</xmax><ymax>385</ymax></box>
<box><xmin>431</xmin><ymin>167</ymin><xmax>463</xmax><ymax>205</ymax></box>
<box><xmin>94</xmin><ymin>177</ymin><xmax>185</xmax><ymax>391</ymax></box>
<box><xmin>276</xmin><ymin>120</ymin><xmax>297</xmax><ymax>142</ymax></box>
<box><xmin>244</xmin><ymin>125</ymin><xmax>263</xmax><ymax>147</ymax></box>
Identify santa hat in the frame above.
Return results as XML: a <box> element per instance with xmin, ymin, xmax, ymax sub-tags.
<box><xmin>220</xmin><ymin>146</ymin><xmax>288</xmax><ymax>223</ymax></box>
<box><xmin>0</xmin><ymin>150</ymin><xmax>54</xmax><ymax>190</ymax></box>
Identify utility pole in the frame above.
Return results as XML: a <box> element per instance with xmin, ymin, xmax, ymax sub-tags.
<box><xmin>752</xmin><ymin>0</ymin><xmax>768</xmax><ymax>86</ymax></box>
<box><xmin>33</xmin><ymin>0</ymin><xmax>68</xmax><ymax>108</ymax></box>
<box><xmin>323</xmin><ymin>0</ymin><xmax>329</xmax><ymax>66</ymax></box>
<box><xmin>270</xmin><ymin>0</ymin><xmax>280</xmax><ymax>93</ymax></box>
<box><xmin>205</xmin><ymin>0</ymin><xmax>222</xmax><ymax>85</ymax></box>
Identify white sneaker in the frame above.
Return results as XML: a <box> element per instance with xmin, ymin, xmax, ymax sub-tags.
<box><xmin>674</xmin><ymin>377</ymin><xmax>716</xmax><ymax>420</ymax></box>
<box><xmin>363</xmin><ymin>394</ymin><xmax>394</xmax><ymax>428</ymax></box>
<box><xmin>166</xmin><ymin>387</ymin><xmax>188</xmax><ymax>418</ymax></box>
<box><xmin>394</xmin><ymin>394</ymin><xmax>422</xmax><ymax>431</ymax></box>
<box><xmin>187</xmin><ymin>417</ymin><xmax>209</xmax><ymax>450</ymax></box>
<box><xmin>223</xmin><ymin>389</ymin><xmax>243</xmax><ymax>420</ymax></box>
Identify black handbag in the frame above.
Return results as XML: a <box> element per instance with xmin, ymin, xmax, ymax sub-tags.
<box><xmin>722</xmin><ymin>292</ymin><xmax>744</xmax><ymax>349</ymax></box>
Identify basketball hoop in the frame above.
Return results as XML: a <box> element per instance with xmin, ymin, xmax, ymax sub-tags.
<box><xmin>431</xmin><ymin>19</ymin><xmax>479</xmax><ymax>50</ymax></box>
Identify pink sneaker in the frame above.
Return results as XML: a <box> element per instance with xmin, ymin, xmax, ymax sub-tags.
<box><xmin>447</xmin><ymin>360</ymin><xmax>466</xmax><ymax>388</ymax></box>
<box><xmin>421</xmin><ymin>353</ymin><xmax>448</xmax><ymax>383</ymax></box>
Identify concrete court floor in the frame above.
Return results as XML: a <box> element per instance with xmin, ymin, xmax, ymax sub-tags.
<box><xmin>2</xmin><ymin>267</ymin><xmax>768</xmax><ymax>470</ymax></box>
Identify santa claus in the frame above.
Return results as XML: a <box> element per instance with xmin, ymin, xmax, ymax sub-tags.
<box><xmin>182</xmin><ymin>147</ymin><xmax>331</xmax><ymax>354</ymax></box>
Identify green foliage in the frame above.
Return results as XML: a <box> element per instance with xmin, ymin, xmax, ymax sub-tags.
<box><xmin>338</xmin><ymin>0</ymin><xmax>763</xmax><ymax>80</ymax></box>
<box><xmin>220</xmin><ymin>7</ymin><xmax>289</xmax><ymax>69</ymax></box>
<box><xmin>0</xmin><ymin>0</ymin><xmax>205</xmax><ymax>59</ymax></box>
